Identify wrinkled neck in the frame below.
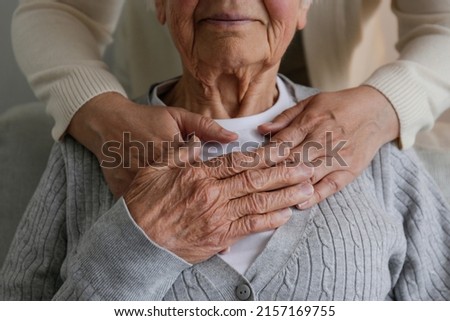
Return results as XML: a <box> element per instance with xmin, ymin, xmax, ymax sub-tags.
<box><xmin>163</xmin><ymin>64</ymin><xmax>280</xmax><ymax>119</ymax></box>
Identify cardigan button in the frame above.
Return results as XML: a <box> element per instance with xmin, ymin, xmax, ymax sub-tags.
<box><xmin>235</xmin><ymin>284</ymin><xmax>252</xmax><ymax>300</ymax></box>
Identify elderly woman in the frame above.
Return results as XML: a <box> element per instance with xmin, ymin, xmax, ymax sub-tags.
<box><xmin>1</xmin><ymin>0</ymin><xmax>450</xmax><ymax>301</ymax></box>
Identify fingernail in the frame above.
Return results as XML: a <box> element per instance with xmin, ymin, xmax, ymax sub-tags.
<box><xmin>299</xmin><ymin>163</ymin><xmax>314</xmax><ymax>176</ymax></box>
<box><xmin>222</xmin><ymin>129</ymin><xmax>238</xmax><ymax>138</ymax></box>
<box><xmin>296</xmin><ymin>201</ymin><xmax>309</xmax><ymax>210</ymax></box>
<box><xmin>300</xmin><ymin>183</ymin><xmax>314</xmax><ymax>196</ymax></box>
<box><xmin>280</xmin><ymin>208</ymin><xmax>293</xmax><ymax>218</ymax></box>
<box><xmin>298</xmin><ymin>162</ymin><xmax>314</xmax><ymax>177</ymax></box>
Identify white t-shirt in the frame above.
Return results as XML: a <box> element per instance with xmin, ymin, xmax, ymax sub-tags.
<box><xmin>151</xmin><ymin>76</ymin><xmax>297</xmax><ymax>274</ymax></box>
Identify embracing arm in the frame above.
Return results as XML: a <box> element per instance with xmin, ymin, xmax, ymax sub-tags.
<box><xmin>365</xmin><ymin>0</ymin><xmax>450</xmax><ymax>148</ymax></box>
<box><xmin>12</xmin><ymin>0</ymin><xmax>127</xmax><ymax>140</ymax></box>
<box><xmin>13</xmin><ymin>1</ymin><xmax>237</xmax><ymax>198</ymax></box>
<box><xmin>259</xmin><ymin>0</ymin><xmax>450</xmax><ymax>208</ymax></box>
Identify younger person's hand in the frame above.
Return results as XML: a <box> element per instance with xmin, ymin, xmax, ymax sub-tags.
<box><xmin>259</xmin><ymin>86</ymin><xmax>400</xmax><ymax>209</ymax></box>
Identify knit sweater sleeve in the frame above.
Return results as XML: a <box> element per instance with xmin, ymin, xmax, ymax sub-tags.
<box><xmin>52</xmin><ymin>199</ymin><xmax>191</xmax><ymax>301</ymax></box>
<box><xmin>0</xmin><ymin>143</ymin><xmax>191</xmax><ymax>301</ymax></box>
<box><xmin>364</xmin><ymin>0</ymin><xmax>450</xmax><ymax>149</ymax></box>
<box><xmin>12</xmin><ymin>0</ymin><xmax>128</xmax><ymax>140</ymax></box>
<box><xmin>0</xmin><ymin>144</ymin><xmax>68</xmax><ymax>300</ymax></box>
<box><xmin>380</xmin><ymin>145</ymin><xmax>450</xmax><ymax>300</ymax></box>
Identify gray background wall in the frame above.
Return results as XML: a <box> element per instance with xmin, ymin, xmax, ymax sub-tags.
<box><xmin>0</xmin><ymin>1</ymin><xmax>36</xmax><ymax>113</ymax></box>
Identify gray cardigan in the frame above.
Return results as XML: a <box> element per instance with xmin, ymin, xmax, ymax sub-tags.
<box><xmin>1</xmin><ymin>78</ymin><xmax>450</xmax><ymax>301</ymax></box>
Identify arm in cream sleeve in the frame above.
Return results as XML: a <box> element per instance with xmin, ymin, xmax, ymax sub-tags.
<box><xmin>364</xmin><ymin>0</ymin><xmax>450</xmax><ymax>148</ymax></box>
<box><xmin>13</xmin><ymin>0</ymin><xmax>450</xmax><ymax>147</ymax></box>
<box><xmin>12</xmin><ymin>0</ymin><xmax>127</xmax><ymax>140</ymax></box>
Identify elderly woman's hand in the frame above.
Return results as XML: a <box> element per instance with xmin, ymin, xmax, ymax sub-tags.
<box><xmin>68</xmin><ymin>93</ymin><xmax>238</xmax><ymax>198</ymax></box>
<box><xmin>259</xmin><ymin>86</ymin><xmax>400</xmax><ymax>209</ymax></box>
<box><xmin>124</xmin><ymin>137</ymin><xmax>314</xmax><ymax>264</ymax></box>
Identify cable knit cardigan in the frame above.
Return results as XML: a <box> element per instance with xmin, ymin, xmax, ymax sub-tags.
<box><xmin>12</xmin><ymin>0</ymin><xmax>450</xmax><ymax>146</ymax></box>
<box><xmin>1</xmin><ymin>78</ymin><xmax>449</xmax><ymax>301</ymax></box>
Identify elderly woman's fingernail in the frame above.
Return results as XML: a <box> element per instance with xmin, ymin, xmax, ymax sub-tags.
<box><xmin>300</xmin><ymin>183</ymin><xmax>314</xmax><ymax>196</ymax></box>
<box><xmin>299</xmin><ymin>163</ymin><xmax>314</xmax><ymax>176</ymax></box>
<box><xmin>296</xmin><ymin>201</ymin><xmax>309</xmax><ymax>210</ymax></box>
<box><xmin>281</xmin><ymin>208</ymin><xmax>293</xmax><ymax>218</ymax></box>
<box><xmin>222</xmin><ymin>128</ymin><xmax>238</xmax><ymax>138</ymax></box>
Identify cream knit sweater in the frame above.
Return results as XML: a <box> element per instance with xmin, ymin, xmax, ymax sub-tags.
<box><xmin>12</xmin><ymin>0</ymin><xmax>450</xmax><ymax>147</ymax></box>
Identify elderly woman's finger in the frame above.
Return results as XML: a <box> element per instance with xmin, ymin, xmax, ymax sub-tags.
<box><xmin>203</xmin><ymin>142</ymin><xmax>291</xmax><ymax>179</ymax></box>
<box><xmin>167</xmin><ymin>107</ymin><xmax>238</xmax><ymax>143</ymax></box>
<box><xmin>227</xmin><ymin>182</ymin><xmax>314</xmax><ymax>219</ymax></box>
<box><xmin>230</xmin><ymin>208</ymin><xmax>293</xmax><ymax>240</ymax></box>
<box><xmin>220</xmin><ymin>162</ymin><xmax>313</xmax><ymax>199</ymax></box>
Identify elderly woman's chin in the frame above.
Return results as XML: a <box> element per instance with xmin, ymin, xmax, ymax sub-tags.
<box><xmin>192</xmin><ymin>28</ymin><xmax>278</xmax><ymax>72</ymax></box>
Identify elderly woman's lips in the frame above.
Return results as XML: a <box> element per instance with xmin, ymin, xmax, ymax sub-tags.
<box><xmin>204</xmin><ymin>19</ymin><xmax>253</xmax><ymax>26</ymax></box>
<box><xmin>201</xmin><ymin>14</ymin><xmax>255</xmax><ymax>26</ymax></box>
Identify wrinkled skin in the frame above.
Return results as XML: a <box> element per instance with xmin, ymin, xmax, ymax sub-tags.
<box><xmin>68</xmin><ymin>92</ymin><xmax>238</xmax><ymax>198</ymax></box>
<box><xmin>124</xmin><ymin>138</ymin><xmax>314</xmax><ymax>264</ymax></box>
<box><xmin>259</xmin><ymin>85</ymin><xmax>400</xmax><ymax>209</ymax></box>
